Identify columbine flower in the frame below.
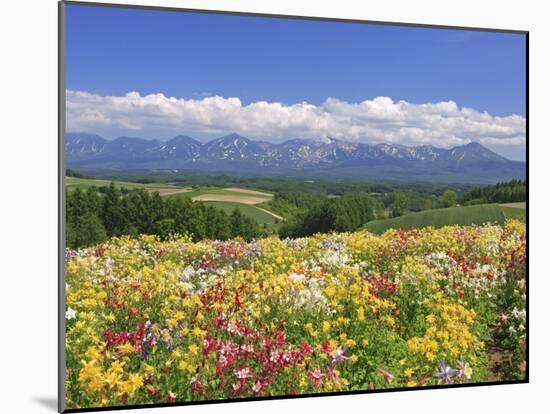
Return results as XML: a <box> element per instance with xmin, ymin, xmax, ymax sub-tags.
<box><xmin>235</xmin><ymin>367</ymin><xmax>252</xmax><ymax>380</ymax></box>
<box><xmin>269</xmin><ymin>350</ymin><xmax>280</xmax><ymax>364</ymax></box>
<box><xmin>65</xmin><ymin>307</ymin><xmax>77</xmax><ymax>320</ymax></box>
<box><xmin>191</xmin><ymin>376</ymin><xmax>205</xmax><ymax>394</ymax></box>
<box><xmin>252</xmin><ymin>380</ymin><xmax>263</xmax><ymax>393</ymax></box>
<box><xmin>377</xmin><ymin>367</ymin><xmax>394</xmax><ymax>384</ymax></box>
<box><xmin>309</xmin><ymin>368</ymin><xmax>325</xmax><ymax>387</ymax></box>
<box><xmin>220</xmin><ymin>341</ymin><xmax>234</xmax><ymax>356</ymax></box>
<box><xmin>456</xmin><ymin>359</ymin><xmax>472</xmax><ymax>381</ymax></box>
<box><xmin>226</xmin><ymin>320</ymin><xmax>240</xmax><ymax>335</ymax></box>
<box><xmin>330</xmin><ymin>344</ymin><xmax>349</xmax><ymax>365</ymax></box>
<box><xmin>434</xmin><ymin>360</ymin><xmax>457</xmax><ymax>384</ymax></box>
<box><xmin>167</xmin><ymin>391</ymin><xmax>176</xmax><ymax>402</ymax></box>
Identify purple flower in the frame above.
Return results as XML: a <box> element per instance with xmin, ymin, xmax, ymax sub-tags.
<box><xmin>434</xmin><ymin>360</ymin><xmax>457</xmax><ymax>384</ymax></box>
<box><xmin>456</xmin><ymin>359</ymin><xmax>472</xmax><ymax>381</ymax></box>
<box><xmin>330</xmin><ymin>344</ymin><xmax>349</xmax><ymax>365</ymax></box>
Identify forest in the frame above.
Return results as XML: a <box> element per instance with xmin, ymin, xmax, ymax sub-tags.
<box><xmin>66</xmin><ymin>183</ymin><xmax>260</xmax><ymax>248</ymax></box>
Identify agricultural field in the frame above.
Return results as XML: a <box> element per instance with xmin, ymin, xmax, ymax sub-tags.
<box><xmin>66</xmin><ymin>177</ymin><xmax>279</xmax><ymax>225</ymax></box>
<box><xmin>362</xmin><ymin>204</ymin><xmax>526</xmax><ymax>234</ymax></box>
<box><xmin>167</xmin><ymin>187</ymin><xmax>277</xmax><ymax>225</ymax></box>
<box><xmin>64</xmin><ymin>220</ymin><xmax>526</xmax><ymax>409</ymax></box>
<box><xmin>66</xmin><ymin>177</ymin><xmax>191</xmax><ymax>196</ymax></box>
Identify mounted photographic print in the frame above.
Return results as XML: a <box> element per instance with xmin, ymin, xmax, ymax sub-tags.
<box><xmin>58</xmin><ymin>1</ymin><xmax>528</xmax><ymax>412</ymax></box>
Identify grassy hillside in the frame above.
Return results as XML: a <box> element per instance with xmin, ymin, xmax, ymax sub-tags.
<box><xmin>202</xmin><ymin>201</ymin><xmax>277</xmax><ymax>225</ymax></box>
<box><xmin>362</xmin><ymin>203</ymin><xmax>526</xmax><ymax>234</ymax></box>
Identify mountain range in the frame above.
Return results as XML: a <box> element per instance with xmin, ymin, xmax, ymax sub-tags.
<box><xmin>65</xmin><ymin>132</ymin><xmax>526</xmax><ymax>183</ymax></box>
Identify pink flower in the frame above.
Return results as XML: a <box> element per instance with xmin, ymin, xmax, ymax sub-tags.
<box><xmin>240</xmin><ymin>344</ymin><xmax>254</xmax><ymax>355</ymax></box>
<box><xmin>282</xmin><ymin>351</ymin><xmax>292</xmax><ymax>363</ymax></box>
<box><xmin>220</xmin><ymin>341</ymin><xmax>234</xmax><ymax>356</ymax></box>
<box><xmin>252</xmin><ymin>381</ymin><xmax>263</xmax><ymax>393</ymax></box>
<box><xmin>269</xmin><ymin>350</ymin><xmax>280</xmax><ymax>364</ymax></box>
<box><xmin>216</xmin><ymin>354</ymin><xmax>229</xmax><ymax>375</ymax></box>
<box><xmin>235</xmin><ymin>367</ymin><xmax>252</xmax><ymax>380</ymax></box>
<box><xmin>226</xmin><ymin>320</ymin><xmax>240</xmax><ymax>335</ymax></box>
<box><xmin>309</xmin><ymin>368</ymin><xmax>325</xmax><ymax>387</ymax></box>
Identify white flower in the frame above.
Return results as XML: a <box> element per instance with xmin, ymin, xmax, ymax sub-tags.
<box><xmin>66</xmin><ymin>307</ymin><xmax>77</xmax><ymax>320</ymax></box>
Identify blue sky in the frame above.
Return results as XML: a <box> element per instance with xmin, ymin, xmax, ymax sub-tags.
<box><xmin>65</xmin><ymin>4</ymin><xmax>527</xmax><ymax>160</ymax></box>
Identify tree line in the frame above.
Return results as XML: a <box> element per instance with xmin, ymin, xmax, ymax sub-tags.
<box><xmin>279</xmin><ymin>192</ymin><xmax>376</xmax><ymax>237</ymax></box>
<box><xmin>462</xmin><ymin>179</ymin><xmax>526</xmax><ymax>205</ymax></box>
<box><xmin>66</xmin><ymin>183</ymin><xmax>260</xmax><ymax>248</ymax></box>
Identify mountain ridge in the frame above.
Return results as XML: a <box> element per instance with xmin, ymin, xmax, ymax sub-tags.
<box><xmin>65</xmin><ymin>132</ymin><xmax>525</xmax><ymax>183</ymax></box>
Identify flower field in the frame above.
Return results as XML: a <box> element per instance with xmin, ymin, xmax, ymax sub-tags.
<box><xmin>65</xmin><ymin>220</ymin><xmax>526</xmax><ymax>409</ymax></box>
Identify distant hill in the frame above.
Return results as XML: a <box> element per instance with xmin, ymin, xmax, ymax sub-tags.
<box><xmin>361</xmin><ymin>203</ymin><xmax>526</xmax><ymax>234</ymax></box>
<box><xmin>65</xmin><ymin>132</ymin><xmax>526</xmax><ymax>183</ymax></box>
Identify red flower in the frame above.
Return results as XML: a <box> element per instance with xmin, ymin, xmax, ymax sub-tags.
<box><xmin>299</xmin><ymin>341</ymin><xmax>313</xmax><ymax>355</ymax></box>
<box><xmin>191</xmin><ymin>376</ymin><xmax>206</xmax><ymax>394</ymax></box>
<box><xmin>130</xmin><ymin>307</ymin><xmax>138</xmax><ymax>317</ymax></box>
<box><xmin>321</xmin><ymin>342</ymin><xmax>332</xmax><ymax>353</ymax></box>
<box><xmin>309</xmin><ymin>368</ymin><xmax>325</xmax><ymax>387</ymax></box>
<box><xmin>202</xmin><ymin>337</ymin><xmax>216</xmax><ymax>356</ymax></box>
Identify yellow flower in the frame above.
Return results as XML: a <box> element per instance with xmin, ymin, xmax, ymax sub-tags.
<box><xmin>357</xmin><ymin>306</ymin><xmax>365</xmax><ymax>321</ymax></box>
<box><xmin>178</xmin><ymin>360</ymin><xmax>189</xmax><ymax>371</ymax></box>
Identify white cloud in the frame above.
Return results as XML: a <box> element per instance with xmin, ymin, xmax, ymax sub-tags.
<box><xmin>66</xmin><ymin>90</ymin><xmax>526</xmax><ymax>147</ymax></box>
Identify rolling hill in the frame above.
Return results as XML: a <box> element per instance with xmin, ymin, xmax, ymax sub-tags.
<box><xmin>361</xmin><ymin>203</ymin><xmax>526</xmax><ymax>234</ymax></box>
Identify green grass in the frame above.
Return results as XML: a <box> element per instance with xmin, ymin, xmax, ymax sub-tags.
<box><xmin>500</xmin><ymin>206</ymin><xmax>527</xmax><ymax>221</ymax></box>
<box><xmin>202</xmin><ymin>201</ymin><xmax>277</xmax><ymax>224</ymax></box>
<box><xmin>66</xmin><ymin>177</ymin><xmax>180</xmax><ymax>191</ymax></box>
<box><xmin>361</xmin><ymin>204</ymin><xmax>525</xmax><ymax>234</ymax></box>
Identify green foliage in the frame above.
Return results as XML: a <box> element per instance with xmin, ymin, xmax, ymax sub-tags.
<box><xmin>281</xmin><ymin>192</ymin><xmax>375</xmax><ymax>237</ymax></box>
<box><xmin>66</xmin><ymin>182</ymin><xmax>261</xmax><ymax>248</ymax></box>
<box><xmin>391</xmin><ymin>192</ymin><xmax>408</xmax><ymax>218</ymax></box>
<box><xmin>442</xmin><ymin>190</ymin><xmax>458</xmax><ymax>208</ymax></box>
<box><xmin>261</xmin><ymin>191</ymin><xmax>324</xmax><ymax>219</ymax></box>
<box><xmin>462</xmin><ymin>179</ymin><xmax>526</xmax><ymax>205</ymax></box>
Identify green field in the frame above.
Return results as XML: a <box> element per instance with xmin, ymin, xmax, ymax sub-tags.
<box><xmin>361</xmin><ymin>203</ymin><xmax>526</xmax><ymax>234</ymax></box>
<box><xmin>66</xmin><ymin>177</ymin><xmax>181</xmax><ymax>191</ymax></box>
<box><xmin>201</xmin><ymin>201</ymin><xmax>277</xmax><ymax>224</ymax></box>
